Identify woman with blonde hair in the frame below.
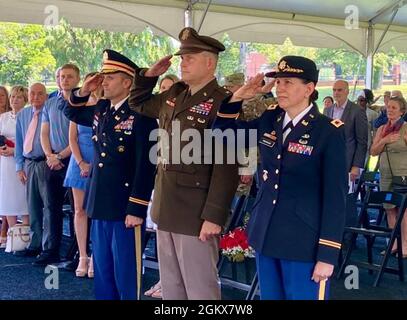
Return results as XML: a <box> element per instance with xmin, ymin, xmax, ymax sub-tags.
<box><xmin>63</xmin><ymin>72</ymin><xmax>103</xmax><ymax>277</ymax></box>
<box><xmin>371</xmin><ymin>96</ymin><xmax>407</xmax><ymax>257</ymax></box>
<box><xmin>0</xmin><ymin>86</ymin><xmax>29</xmax><ymax>243</ymax></box>
<box><xmin>0</xmin><ymin>86</ymin><xmax>11</xmax><ymax>247</ymax></box>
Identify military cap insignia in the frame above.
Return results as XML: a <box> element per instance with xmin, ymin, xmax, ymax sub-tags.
<box><xmin>181</xmin><ymin>28</ymin><xmax>190</xmax><ymax>40</ymax></box>
<box><xmin>278</xmin><ymin>60</ymin><xmax>287</xmax><ymax>70</ymax></box>
<box><xmin>331</xmin><ymin>119</ymin><xmax>344</xmax><ymax>128</ymax></box>
<box><xmin>103</xmin><ymin>51</ymin><xmax>109</xmax><ymax>62</ymax></box>
<box><xmin>278</xmin><ymin>59</ymin><xmax>304</xmax><ymax>74</ymax></box>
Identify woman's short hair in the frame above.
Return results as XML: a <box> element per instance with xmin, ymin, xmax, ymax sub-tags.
<box><xmin>10</xmin><ymin>85</ymin><xmax>29</xmax><ymax>104</ymax></box>
<box><xmin>389</xmin><ymin>96</ymin><xmax>407</xmax><ymax>114</ymax></box>
<box><xmin>0</xmin><ymin>86</ymin><xmax>11</xmax><ymax>112</ymax></box>
<box><xmin>323</xmin><ymin>96</ymin><xmax>334</xmax><ymax>104</ymax></box>
<box><xmin>159</xmin><ymin>74</ymin><xmax>179</xmax><ymax>87</ymax></box>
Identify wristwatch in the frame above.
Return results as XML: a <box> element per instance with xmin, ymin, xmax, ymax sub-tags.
<box><xmin>56</xmin><ymin>153</ymin><xmax>63</xmax><ymax>160</ymax></box>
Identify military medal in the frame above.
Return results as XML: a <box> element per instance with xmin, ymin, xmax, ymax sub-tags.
<box><xmin>263</xmin><ymin>170</ymin><xmax>268</xmax><ymax>181</ymax></box>
<box><xmin>288</xmin><ymin>142</ymin><xmax>313</xmax><ymax>156</ymax></box>
<box><xmin>187</xmin><ymin>115</ymin><xmax>194</xmax><ymax>121</ymax></box>
<box><xmin>124</xmin><ymin>130</ymin><xmax>131</xmax><ymax>135</ymax></box>
<box><xmin>166</xmin><ymin>99</ymin><xmax>176</xmax><ymax>108</ymax></box>
<box><xmin>302</xmin><ymin>134</ymin><xmax>310</xmax><ymax>139</ymax></box>
<box><xmin>197</xmin><ymin>118</ymin><xmax>206</xmax><ymax>124</ymax></box>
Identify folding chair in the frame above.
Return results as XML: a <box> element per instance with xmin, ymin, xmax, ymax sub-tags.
<box><xmin>355</xmin><ymin>171</ymin><xmax>385</xmax><ymax>227</ymax></box>
<box><xmin>337</xmin><ymin>190</ymin><xmax>407</xmax><ymax>287</ymax></box>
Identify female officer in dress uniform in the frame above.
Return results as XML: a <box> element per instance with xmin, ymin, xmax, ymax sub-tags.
<box><xmin>214</xmin><ymin>56</ymin><xmax>347</xmax><ymax>300</ymax></box>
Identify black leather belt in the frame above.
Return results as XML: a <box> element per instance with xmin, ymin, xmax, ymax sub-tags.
<box><xmin>25</xmin><ymin>156</ymin><xmax>46</xmax><ymax>162</ymax></box>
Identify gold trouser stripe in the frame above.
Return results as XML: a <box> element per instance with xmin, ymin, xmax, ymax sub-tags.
<box><xmin>129</xmin><ymin>197</ymin><xmax>149</xmax><ymax>206</ymax></box>
<box><xmin>319</xmin><ymin>239</ymin><xmax>341</xmax><ymax>249</ymax></box>
<box><xmin>134</xmin><ymin>225</ymin><xmax>142</xmax><ymax>300</ymax></box>
<box><xmin>216</xmin><ymin>112</ymin><xmax>239</xmax><ymax>119</ymax></box>
<box><xmin>318</xmin><ymin>279</ymin><xmax>327</xmax><ymax>300</ymax></box>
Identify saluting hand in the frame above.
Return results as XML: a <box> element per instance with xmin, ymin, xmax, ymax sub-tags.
<box><xmin>311</xmin><ymin>261</ymin><xmax>334</xmax><ymax>283</ymax></box>
<box><xmin>145</xmin><ymin>55</ymin><xmax>173</xmax><ymax>78</ymax></box>
<box><xmin>230</xmin><ymin>73</ymin><xmax>269</xmax><ymax>102</ymax></box>
<box><xmin>199</xmin><ymin>220</ymin><xmax>222</xmax><ymax>242</ymax></box>
<box><xmin>125</xmin><ymin>215</ymin><xmax>144</xmax><ymax>228</ymax></box>
<box><xmin>80</xmin><ymin>73</ymin><xmax>104</xmax><ymax>97</ymax></box>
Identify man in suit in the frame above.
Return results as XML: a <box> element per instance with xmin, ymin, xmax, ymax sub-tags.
<box><xmin>129</xmin><ymin>27</ymin><xmax>239</xmax><ymax>300</ymax></box>
<box><xmin>324</xmin><ymin>80</ymin><xmax>368</xmax><ymax>181</ymax></box>
<box><xmin>64</xmin><ymin>49</ymin><xmax>157</xmax><ymax>300</ymax></box>
<box><xmin>324</xmin><ymin>80</ymin><xmax>368</xmax><ymax>230</ymax></box>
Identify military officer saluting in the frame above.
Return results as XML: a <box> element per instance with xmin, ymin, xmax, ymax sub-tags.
<box><xmin>64</xmin><ymin>49</ymin><xmax>157</xmax><ymax>300</ymax></box>
<box><xmin>214</xmin><ymin>56</ymin><xmax>347</xmax><ymax>300</ymax></box>
<box><xmin>129</xmin><ymin>27</ymin><xmax>240</xmax><ymax>300</ymax></box>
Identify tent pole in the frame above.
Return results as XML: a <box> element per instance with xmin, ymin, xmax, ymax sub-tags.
<box><xmin>197</xmin><ymin>0</ymin><xmax>212</xmax><ymax>32</ymax></box>
<box><xmin>184</xmin><ymin>0</ymin><xmax>193</xmax><ymax>27</ymax></box>
<box><xmin>365</xmin><ymin>23</ymin><xmax>374</xmax><ymax>90</ymax></box>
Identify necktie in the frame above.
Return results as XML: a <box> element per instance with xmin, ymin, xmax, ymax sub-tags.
<box><xmin>282</xmin><ymin>121</ymin><xmax>294</xmax><ymax>143</ymax></box>
<box><xmin>23</xmin><ymin>109</ymin><xmax>40</xmax><ymax>154</ymax></box>
<box><xmin>282</xmin><ymin>121</ymin><xmax>294</xmax><ymax>133</ymax></box>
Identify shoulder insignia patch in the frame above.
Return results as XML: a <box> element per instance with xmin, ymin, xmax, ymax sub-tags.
<box><xmin>331</xmin><ymin>119</ymin><xmax>344</xmax><ymax>128</ymax></box>
<box><xmin>267</xmin><ymin>103</ymin><xmax>278</xmax><ymax>110</ymax></box>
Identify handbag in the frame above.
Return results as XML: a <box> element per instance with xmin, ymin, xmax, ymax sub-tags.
<box><xmin>5</xmin><ymin>224</ymin><xmax>31</xmax><ymax>253</ymax></box>
<box><xmin>385</xmin><ymin>146</ymin><xmax>407</xmax><ymax>193</ymax></box>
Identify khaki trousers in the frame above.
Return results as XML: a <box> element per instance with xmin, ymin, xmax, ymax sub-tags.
<box><xmin>157</xmin><ymin>230</ymin><xmax>221</xmax><ymax>300</ymax></box>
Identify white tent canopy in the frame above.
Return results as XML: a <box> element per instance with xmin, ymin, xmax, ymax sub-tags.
<box><xmin>1</xmin><ymin>0</ymin><xmax>407</xmax><ymax>86</ymax></box>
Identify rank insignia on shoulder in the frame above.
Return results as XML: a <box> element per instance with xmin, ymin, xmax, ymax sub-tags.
<box><xmin>267</xmin><ymin>103</ymin><xmax>278</xmax><ymax>110</ymax></box>
<box><xmin>331</xmin><ymin>119</ymin><xmax>344</xmax><ymax>128</ymax></box>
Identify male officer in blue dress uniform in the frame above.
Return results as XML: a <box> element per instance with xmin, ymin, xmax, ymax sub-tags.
<box><xmin>213</xmin><ymin>56</ymin><xmax>347</xmax><ymax>300</ymax></box>
<box><xmin>64</xmin><ymin>49</ymin><xmax>158</xmax><ymax>300</ymax></box>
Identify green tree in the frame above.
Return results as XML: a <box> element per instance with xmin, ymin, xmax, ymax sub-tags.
<box><xmin>217</xmin><ymin>34</ymin><xmax>242</xmax><ymax>79</ymax></box>
<box><xmin>45</xmin><ymin>19</ymin><xmax>178</xmax><ymax>79</ymax></box>
<box><xmin>0</xmin><ymin>23</ymin><xmax>56</xmax><ymax>86</ymax></box>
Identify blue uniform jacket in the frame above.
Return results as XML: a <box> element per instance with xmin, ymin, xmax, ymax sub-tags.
<box><xmin>214</xmin><ymin>102</ymin><xmax>347</xmax><ymax>266</ymax></box>
<box><xmin>64</xmin><ymin>90</ymin><xmax>158</xmax><ymax>221</ymax></box>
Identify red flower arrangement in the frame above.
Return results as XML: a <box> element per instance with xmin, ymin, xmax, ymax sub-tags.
<box><xmin>219</xmin><ymin>226</ymin><xmax>255</xmax><ymax>262</ymax></box>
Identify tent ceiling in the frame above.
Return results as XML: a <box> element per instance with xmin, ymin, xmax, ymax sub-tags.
<box><xmin>1</xmin><ymin>0</ymin><xmax>407</xmax><ymax>55</ymax></box>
